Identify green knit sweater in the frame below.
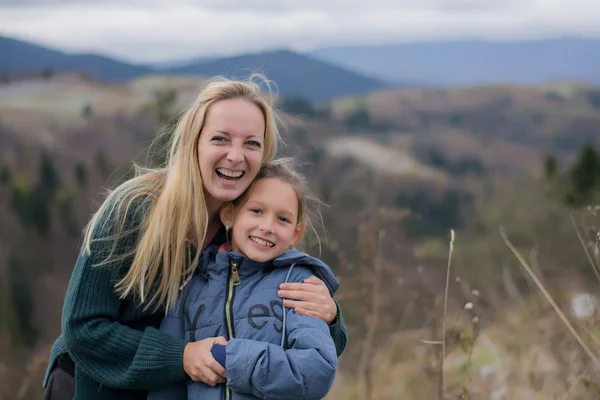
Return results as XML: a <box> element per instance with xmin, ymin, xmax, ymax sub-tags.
<box><xmin>43</xmin><ymin>195</ymin><xmax>348</xmax><ymax>400</ymax></box>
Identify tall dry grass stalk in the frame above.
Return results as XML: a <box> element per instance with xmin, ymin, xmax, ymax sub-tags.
<box><xmin>500</xmin><ymin>226</ymin><xmax>600</xmax><ymax>370</ymax></box>
<box><xmin>440</xmin><ymin>229</ymin><xmax>455</xmax><ymax>399</ymax></box>
<box><xmin>570</xmin><ymin>214</ymin><xmax>600</xmax><ymax>284</ymax></box>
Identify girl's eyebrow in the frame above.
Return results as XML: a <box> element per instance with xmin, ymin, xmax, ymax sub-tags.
<box><xmin>246</xmin><ymin>199</ymin><xmax>296</xmax><ymax>218</ymax></box>
<box><xmin>245</xmin><ymin>199</ymin><xmax>263</xmax><ymax>207</ymax></box>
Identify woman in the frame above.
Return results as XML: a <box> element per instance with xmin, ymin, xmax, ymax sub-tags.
<box><xmin>43</xmin><ymin>76</ymin><xmax>347</xmax><ymax>400</ymax></box>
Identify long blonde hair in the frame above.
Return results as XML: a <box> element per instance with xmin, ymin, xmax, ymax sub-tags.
<box><xmin>84</xmin><ymin>75</ymin><xmax>281</xmax><ymax>311</ymax></box>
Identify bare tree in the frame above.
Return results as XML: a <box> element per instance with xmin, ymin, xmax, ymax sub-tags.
<box><xmin>359</xmin><ymin>228</ymin><xmax>385</xmax><ymax>400</ymax></box>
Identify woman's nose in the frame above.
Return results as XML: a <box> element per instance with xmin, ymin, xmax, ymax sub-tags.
<box><xmin>227</xmin><ymin>147</ymin><xmax>244</xmax><ymax>163</ymax></box>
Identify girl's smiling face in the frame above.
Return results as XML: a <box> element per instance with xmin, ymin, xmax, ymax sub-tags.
<box><xmin>221</xmin><ymin>178</ymin><xmax>302</xmax><ymax>262</ymax></box>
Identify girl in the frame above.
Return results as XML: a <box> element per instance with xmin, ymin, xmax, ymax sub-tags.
<box><xmin>148</xmin><ymin>158</ymin><xmax>338</xmax><ymax>400</ymax></box>
<box><xmin>43</xmin><ymin>76</ymin><xmax>347</xmax><ymax>400</ymax></box>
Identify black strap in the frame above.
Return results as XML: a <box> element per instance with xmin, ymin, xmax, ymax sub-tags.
<box><xmin>56</xmin><ymin>353</ymin><xmax>75</xmax><ymax>378</ymax></box>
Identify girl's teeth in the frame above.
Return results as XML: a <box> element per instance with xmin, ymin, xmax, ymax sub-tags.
<box><xmin>250</xmin><ymin>237</ymin><xmax>274</xmax><ymax>247</ymax></box>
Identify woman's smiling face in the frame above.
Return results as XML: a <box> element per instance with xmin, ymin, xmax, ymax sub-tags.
<box><xmin>197</xmin><ymin>97</ymin><xmax>266</xmax><ymax>212</ymax></box>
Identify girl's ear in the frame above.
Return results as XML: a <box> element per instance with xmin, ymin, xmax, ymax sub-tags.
<box><xmin>290</xmin><ymin>222</ymin><xmax>303</xmax><ymax>248</ymax></box>
<box><xmin>220</xmin><ymin>203</ymin><xmax>235</xmax><ymax>228</ymax></box>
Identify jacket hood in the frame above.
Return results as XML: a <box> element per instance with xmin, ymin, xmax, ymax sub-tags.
<box><xmin>198</xmin><ymin>245</ymin><xmax>339</xmax><ymax>295</ymax></box>
<box><xmin>272</xmin><ymin>248</ymin><xmax>339</xmax><ymax>295</ymax></box>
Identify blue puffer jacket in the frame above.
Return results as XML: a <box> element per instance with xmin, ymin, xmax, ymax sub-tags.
<box><xmin>147</xmin><ymin>244</ymin><xmax>339</xmax><ymax>400</ymax></box>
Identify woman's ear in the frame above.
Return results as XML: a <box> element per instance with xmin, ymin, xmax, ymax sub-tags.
<box><xmin>220</xmin><ymin>203</ymin><xmax>235</xmax><ymax>228</ymax></box>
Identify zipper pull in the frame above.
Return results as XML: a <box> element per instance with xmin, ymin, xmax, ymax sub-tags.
<box><xmin>231</xmin><ymin>261</ymin><xmax>241</xmax><ymax>286</ymax></box>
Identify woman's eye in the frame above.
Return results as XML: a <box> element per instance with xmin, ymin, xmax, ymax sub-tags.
<box><xmin>211</xmin><ymin>136</ymin><xmax>226</xmax><ymax>142</ymax></box>
<box><xmin>246</xmin><ymin>140</ymin><xmax>262</xmax><ymax>148</ymax></box>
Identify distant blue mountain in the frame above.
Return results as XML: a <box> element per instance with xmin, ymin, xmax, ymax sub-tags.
<box><xmin>152</xmin><ymin>55</ymin><xmax>216</xmax><ymax>71</ymax></box>
<box><xmin>310</xmin><ymin>38</ymin><xmax>600</xmax><ymax>86</ymax></box>
<box><xmin>4</xmin><ymin>34</ymin><xmax>600</xmax><ymax>101</ymax></box>
<box><xmin>165</xmin><ymin>49</ymin><xmax>389</xmax><ymax>101</ymax></box>
<box><xmin>0</xmin><ymin>35</ymin><xmax>152</xmax><ymax>81</ymax></box>
<box><xmin>0</xmin><ymin>35</ymin><xmax>389</xmax><ymax>101</ymax></box>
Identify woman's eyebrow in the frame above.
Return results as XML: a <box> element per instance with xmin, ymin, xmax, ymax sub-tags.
<box><xmin>215</xmin><ymin>130</ymin><xmax>262</xmax><ymax>140</ymax></box>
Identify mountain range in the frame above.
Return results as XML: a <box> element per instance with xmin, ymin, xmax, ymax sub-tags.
<box><xmin>310</xmin><ymin>38</ymin><xmax>600</xmax><ymax>86</ymax></box>
<box><xmin>0</xmin><ymin>36</ymin><xmax>387</xmax><ymax>102</ymax></box>
<box><xmin>2</xmin><ymin>35</ymin><xmax>600</xmax><ymax>101</ymax></box>
<box><xmin>0</xmin><ymin>36</ymin><xmax>153</xmax><ymax>81</ymax></box>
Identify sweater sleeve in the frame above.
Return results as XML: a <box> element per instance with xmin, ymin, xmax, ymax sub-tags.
<box><xmin>225</xmin><ymin>269</ymin><xmax>337</xmax><ymax>400</ymax></box>
<box><xmin>146</xmin><ymin>294</ymin><xmax>190</xmax><ymax>399</ymax></box>
<box><xmin>329</xmin><ymin>300</ymin><xmax>348</xmax><ymax>357</ymax></box>
<box><xmin>61</xmin><ymin>194</ymin><xmax>188</xmax><ymax>391</ymax></box>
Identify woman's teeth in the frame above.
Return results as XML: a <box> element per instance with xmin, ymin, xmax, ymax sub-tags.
<box><xmin>216</xmin><ymin>168</ymin><xmax>244</xmax><ymax>179</ymax></box>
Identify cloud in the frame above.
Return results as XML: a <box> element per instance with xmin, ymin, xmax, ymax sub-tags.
<box><xmin>0</xmin><ymin>0</ymin><xmax>511</xmax><ymax>9</ymax></box>
<box><xmin>1</xmin><ymin>0</ymin><xmax>599</xmax><ymax>63</ymax></box>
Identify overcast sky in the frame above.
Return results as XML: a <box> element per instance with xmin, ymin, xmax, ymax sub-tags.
<box><xmin>1</xmin><ymin>0</ymin><xmax>599</xmax><ymax>64</ymax></box>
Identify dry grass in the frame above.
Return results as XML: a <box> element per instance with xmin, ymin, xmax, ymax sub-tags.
<box><xmin>500</xmin><ymin>226</ymin><xmax>599</xmax><ymax>368</ymax></box>
<box><xmin>327</xmin><ymin>301</ymin><xmax>600</xmax><ymax>399</ymax></box>
<box><xmin>324</xmin><ymin>206</ymin><xmax>600</xmax><ymax>400</ymax></box>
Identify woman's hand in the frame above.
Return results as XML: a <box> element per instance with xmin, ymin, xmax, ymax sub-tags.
<box><xmin>183</xmin><ymin>337</ymin><xmax>228</xmax><ymax>386</ymax></box>
<box><xmin>278</xmin><ymin>275</ymin><xmax>337</xmax><ymax>324</ymax></box>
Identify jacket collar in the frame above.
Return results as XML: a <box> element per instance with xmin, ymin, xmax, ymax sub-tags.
<box><xmin>198</xmin><ymin>244</ymin><xmax>273</xmax><ymax>279</ymax></box>
<box><xmin>196</xmin><ymin>244</ymin><xmax>339</xmax><ymax>294</ymax></box>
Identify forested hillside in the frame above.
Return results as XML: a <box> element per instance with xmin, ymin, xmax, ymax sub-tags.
<box><xmin>1</xmin><ymin>72</ymin><xmax>599</xmax><ymax>399</ymax></box>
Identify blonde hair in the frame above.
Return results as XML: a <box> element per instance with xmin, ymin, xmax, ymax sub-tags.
<box><xmin>231</xmin><ymin>157</ymin><xmax>324</xmax><ymax>250</ymax></box>
<box><xmin>84</xmin><ymin>75</ymin><xmax>281</xmax><ymax>311</ymax></box>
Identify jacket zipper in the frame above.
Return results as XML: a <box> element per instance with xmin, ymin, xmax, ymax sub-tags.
<box><xmin>224</xmin><ymin>257</ymin><xmax>241</xmax><ymax>400</ymax></box>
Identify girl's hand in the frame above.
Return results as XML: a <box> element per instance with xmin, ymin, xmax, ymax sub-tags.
<box><xmin>183</xmin><ymin>337</ymin><xmax>228</xmax><ymax>386</ymax></box>
<box><xmin>278</xmin><ymin>275</ymin><xmax>337</xmax><ymax>324</ymax></box>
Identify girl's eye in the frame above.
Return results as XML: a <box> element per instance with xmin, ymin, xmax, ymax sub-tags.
<box><xmin>246</xmin><ymin>140</ymin><xmax>262</xmax><ymax>148</ymax></box>
<box><xmin>249</xmin><ymin>208</ymin><xmax>262</xmax><ymax>214</ymax></box>
<box><xmin>278</xmin><ymin>216</ymin><xmax>291</xmax><ymax>223</ymax></box>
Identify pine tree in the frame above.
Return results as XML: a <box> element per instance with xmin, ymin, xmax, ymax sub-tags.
<box><xmin>0</xmin><ymin>164</ymin><xmax>10</xmax><ymax>186</ymax></box>
<box><xmin>566</xmin><ymin>144</ymin><xmax>600</xmax><ymax>205</ymax></box>
<box><xmin>74</xmin><ymin>162</ymin><xmax>88</xmax><ymax>188</ymax></box>
<box><xmin>543</xmin><ymin>154</ymin><xmax>558</xmax><ymax>179</ymax></box>
<box><xmin>38</xmin><ymin>151</ymin><xmax>60</xmax><ymax>195</ymax></box>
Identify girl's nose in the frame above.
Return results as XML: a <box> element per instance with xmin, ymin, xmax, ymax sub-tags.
<box><xmin>259</xmin><ymin>219</ymin><xmax>274</xmax><ymax>233</ymax></box>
